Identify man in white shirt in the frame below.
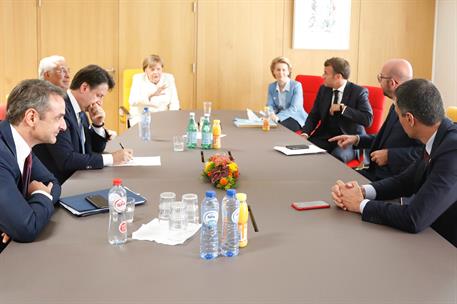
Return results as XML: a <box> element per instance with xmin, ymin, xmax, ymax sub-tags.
<box><xmin>33</xmin><ymin>65</ymin><xmax>133</xmax><ymax>184</ymax></box>
<box><xmin>0</xmin><ymin>79</ymin><xmax>66</xmax><ymax>252</ymax></box>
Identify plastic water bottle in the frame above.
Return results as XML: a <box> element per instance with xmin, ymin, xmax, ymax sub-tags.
<box><xmin>139</xmin><ymin>107</ymin><xmax>151</xmax><ymax>141</ymax></box>
<box><xmin>108</xmin><ymin>178</ymin><xmax>127</xmax><ymax>245</ymax></box>
<box><xmin>201</xmin><ymin>114</ymin><xmax>212</xmax><ymax>149</ymax></box>
<box><xmin>200</xmin><ymin>191</ymin><xmax>219</xmax><ymax>260</ymax></box>
<box><xmin>220</xmin><ymin>189</ymin><xmax>240</xmax><ymax>257</ymax></box>
<box><xmin>186</xmin><ymin>112</ymin><xmax>197</xmax><ymax>149</ymax></box>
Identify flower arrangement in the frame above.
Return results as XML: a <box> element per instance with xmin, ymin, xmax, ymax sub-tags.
<box><xmin>202</xmin><ymin>154</ymin><xmax>239</xmax><ymax>190</ymax></box>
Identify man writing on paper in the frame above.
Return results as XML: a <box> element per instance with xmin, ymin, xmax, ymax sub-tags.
<box><xmin>0</xmin><ymin>80</ymin><xmax>66</xmax><ymax>253</ymax></box>
<box><xmin>329</xmin><ymin>59</ymin><xmax>423</xmax><ymax>181</ymax></box>
<box><xmin>331</xmin><ymin>79</ymin><xmax>457</xmax><ymax>247</ymax></box>
<box><xmin>34</xmin><ymin>65</ymin><xmax>133</xmax><ymax>184</ymax></box>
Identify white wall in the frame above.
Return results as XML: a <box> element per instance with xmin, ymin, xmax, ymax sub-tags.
<box><xmin>433</xmin><ymin>0</ymin><xmax>457</xmax><ymax>107</ymax></box>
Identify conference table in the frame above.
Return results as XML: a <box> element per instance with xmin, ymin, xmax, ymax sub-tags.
<box><xmin>1</xmin><ymin>111</ymin><xmax>456</xmax><ymax>303</ymax></box>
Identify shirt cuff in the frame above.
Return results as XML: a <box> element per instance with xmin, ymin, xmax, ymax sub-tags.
<box><xmin>360</xmin><ymin>199</ymin><xmax>370</xmax><ymax>213</ymax></box>
<box><xmin>93</xmin><ymin>126</ymin><xmax>107</xmax><ymax>138</ymax></box>
<box><xmin>31</xmin><ymin>190</ymin><xmax>53</xmax><ymax>201</ymax></box>
<box><xmin>102</xmin><ymin>153</ymin><xmax>114</xmax><ymax>166</ymax></box>
<box><xmin>362</xmin><ymin>184</ymin><xmax>376</xmax><ymax>200</ymax></box>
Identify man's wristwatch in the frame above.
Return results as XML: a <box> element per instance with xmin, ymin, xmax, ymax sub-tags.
<box><xmin>92</xmin><ymin>122</ymin><xmax>105</xmax><ymax>128</ymax></box>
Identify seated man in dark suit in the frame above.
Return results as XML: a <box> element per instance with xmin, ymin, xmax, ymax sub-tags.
<box><xmin>0</xmin><ymin>79</ymin><xmax>65</xmax><ymax>253</ymax></box>
<box><xmin>331</xmin><ymin>79</ymin><xmax>457</xmax><ymax>247</ymax></box>
<box><xmin>329</xmin><ymin>59</ymin><xmax>423</xmax><ymax>181</ymax></box>
<box><xmin>34</xmin><ymin>65</ymin><xmax>133</xmax><ymax>184</ymax></box>
<box><xmin>301</xmin><ymin>57</ymin><xmax>373</xmax><ymax>162</ymax></box>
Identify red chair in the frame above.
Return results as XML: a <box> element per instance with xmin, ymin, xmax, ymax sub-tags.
<box><xmin>295</xmin><ymin>75</ymin><xmax>324</xmax><ymax>113</ymax></box>
<box><xmin>346</xmin><ymin>85</ymin><xmax>386</xmax><ymax>168</ymax></box>
<box><xmin>0</xmin><ymin>104</ymin><xmax>6</xmax><ymax>120</ymax></box>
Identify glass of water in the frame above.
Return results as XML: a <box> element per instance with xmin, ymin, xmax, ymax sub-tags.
<box><xmin>203</xmin><ymin>101</ymin><xmax>212</xmax><ymax>117</ymax></box>
<box><xmin>125</xmin><ymin>197</ymin><xmax>135</xmax><ymax>223</ymax></box>
<box><xmin>173</xmin><ymin>135</ymin><xmax>184</xmax><ymax>152</ymax></box>
<box><xmin>169</xmin><ymin>201</ymin><xmax>188</xmax><ymax>232</ymax></box>
<box><xmin>182</xmin><ymin>193</ymin><xmax>199</xmax><ymax>224</ymax></box>
<box><xmin>159</xmin><ymin>192</ymin><xmax>176</xmax><ymax>221</ymax></box>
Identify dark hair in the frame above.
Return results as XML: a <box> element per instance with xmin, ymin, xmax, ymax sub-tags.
<box><xmin>7</xmin><ymin>79</ymin><xmax>65</xmax><ymax>125</ymax></box>
<box><xmin>395</xmin><ymin>79</ymin><xmax>444</xmax><ymax>126</ymax></box>
<box><xmin>324</xmin><ymin>57</ymin><xmax>351</xmax><ymax>79</ymax></box>
<box><xmin>70</xmin><ymin>64</ymin><xmax>115</xmax><ymax>91</ymax></box>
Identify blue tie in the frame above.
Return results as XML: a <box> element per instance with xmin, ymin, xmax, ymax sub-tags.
<box><xmin>78</xmin><ymin>112</ymin><xmax>87</xmax><ymax>154</ymax></box>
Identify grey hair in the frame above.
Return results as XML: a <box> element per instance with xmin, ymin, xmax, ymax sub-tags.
<box><xmin>7</xmin><ymin>79</ymin><xmax>66</xmax><ymax>125</ymax></box>
<box><xmin>38</xmin><ymin>55</ymin><xmax>66</xmax><ymax>79</ymax></box>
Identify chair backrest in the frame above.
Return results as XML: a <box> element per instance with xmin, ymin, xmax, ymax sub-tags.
<box><xmin>446</xmin><ymin>106</ymin><xmax>457</xmax><ymax>123</ymax></box>
<box><xmin>363</xmin><ymin>85</ymin><xmax>385</xmax><ymax>135</ymax></box>
<box><xmin>295</xmin><ymin>75</ymin><xmax>324</xmax><ymax>113</ymax></box>
<box><xmin>122</xmin><ymin>68</ymin><xmax>143</xmax><ymax>111</ymax></box>
<box><xmin>0</xmin><ymin>104</ymin><xmax>6</xmax><ymax>121</ymax></box>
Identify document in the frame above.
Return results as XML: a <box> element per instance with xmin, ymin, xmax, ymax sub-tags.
<box><xmin>274</xmin><ymin>144</ymin><xmax>325</xmax><ymax>155</ymax></box>
<box><xmin>234</xmin><ymin>108</ymin><xmax>278</xmax><ymax>128</ymax></box>
<box><xmin>114</xmin><ymin>156</ymin><xmax>161</xmax><ymax>167</ymax></box>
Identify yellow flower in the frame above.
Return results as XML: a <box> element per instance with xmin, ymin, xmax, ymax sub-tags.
<box><xmin>228</xmin><ymin>162</ymin><xmax>238</xmax><ymax>172</ymax></box>
<box><xmin>204</xmin><ymin>161</ymin><xmax>212</xmax><ymax>172</ymax></box>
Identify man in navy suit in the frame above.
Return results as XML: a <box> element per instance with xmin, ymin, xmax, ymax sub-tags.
<box><xmin>301</xmin><ymin>57</ymin><xmax>373</xmax><ymax>162</ymax></box>
<box><xmin>331</xmin><ymin>79</ymin><xmax>457</xmax><ymax>247</ymax></box>
<box><xmin>0</xmin><ymin>79</ymin><xmax>66</xmax><ymax>252</ymax></box>
<box><xmin>329</xmin><ymin>59</ymin><xmax>423</xmax><ymax>180</ymax></box>
<box><xmin>34</xmin><ymin>65</ymin><xmax>133</xmax><ymax>184</ymax></box>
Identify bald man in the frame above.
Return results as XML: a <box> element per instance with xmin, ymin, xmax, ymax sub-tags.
<box><xmin>329</xmin><ymin>59</ymin><xmax>423</xmax><ymax>181</ymax></box>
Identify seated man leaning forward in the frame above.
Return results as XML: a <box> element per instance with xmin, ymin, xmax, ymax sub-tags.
<box><xmin>331</xmin><ymin>79</ymin><xmax>457</xmax><ymax>247</ymax></box>
<box><xmin>33</xmin><ymin>65</ymin><xmax>133</xmax><ymax>184</ymax></box>
<box><xmin>0</xmin><ymin>79</ymin><xmax>66</xmax><ymax>251</ymax></box>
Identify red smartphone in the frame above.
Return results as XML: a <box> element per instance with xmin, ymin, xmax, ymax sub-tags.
<box><xmin>291</xmin><ymin>201</ymin><xmax>330</xmax><ymax>211</ymax></box>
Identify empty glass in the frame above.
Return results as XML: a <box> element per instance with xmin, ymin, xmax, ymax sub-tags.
<box><xmin>159</xmin><ymin>192</ymin><xmax>176</xmax><ymax>221</ymax></box>
<box><xmin>182</xmin><ymin>193</ymin><xmax>199</xmax><ymax>224</ymax></box>
<box><xmin>125</xmin><ymin>197</ymin><xmax>135</xmax><ymax>223</ymax></box>
<box><xmin>173</xmin><ymin>135</ymin><xmax>185</xmax><ymax>152</ymax></box>
<box><xmin>169</xmin><ymin>201</ymin><xmax>188</xmax><ymax>232</ymax></box>
<box><xmin>203</xmin><ymin>101</ymin><xmax>212</xmax><ymax>117</ymax></box>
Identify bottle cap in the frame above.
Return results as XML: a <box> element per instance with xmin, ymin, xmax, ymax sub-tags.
<box><xmin>190</xmin><ymin>112</ymin><xmax>195</xmax><ymax>117</ymax></box>
<box><xmin>226</xmin><ymin>189</ymin><xmax>236</xmax><ymax>197</ymax></box>
<box><xmin>236</xmin><ymin>193</ymin><xmax>247</xmax><ymax>202</ymax></box>
<box><xmin>205</xmin><ymin>191</ymin><xmax>216</xmax><ymax>198</ymax></box>
<box><xmin>214</xmin><ymin>119</ymin><xmax>220</xmax><ymax>124</ymax></box>
<box><xmin>112</xmin><ymin>178</ymin><xmax>122</xmax><ymax>186</ymax></box>
<box><xmin>143</xmin><ymin>107</ymin><xmax>149</xmax><ymax>112</ymax></box>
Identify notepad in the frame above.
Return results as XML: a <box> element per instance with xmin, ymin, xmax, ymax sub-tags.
<box><xmin>59</xmin><ymin>187</ymin><xmax>147</xmax><ymax>217</ymax></box>
<box><xmin>273</xmin><ymin>144</ymin><xmax>325</xmax><ymax>155</ymax></box>
<box><xmin>114</xmin><ymin>156</ymin><xmax>161</xmax><ymax>167</ymax></box>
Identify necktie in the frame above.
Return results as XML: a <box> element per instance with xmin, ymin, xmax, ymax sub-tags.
<box><xmin>423</xmin><ymin>150</ymin><xmax>430</xmax><ymax>163</ymax></box>
<box><xmin>78</xmin><ymin>112</ymin><xmax>87</xmax><ymax>154</ymax></box>
<box><xmin>332</xmin><ymin>90</ymin><xmax>340</xmax><ymax>104</ymax></box>
<box><xmin>22</xmin><ymin>153</ymin><xmax>32</xmax><ymax>197</ymax></box>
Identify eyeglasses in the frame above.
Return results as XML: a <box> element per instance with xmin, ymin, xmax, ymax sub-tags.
<box><xmin>54</xmin><ymin>66</ymin><xmax>70</xmax><ymax>75</ymax></box>
<box><xmin>377</xmin><ymin>73</ymin><xmax>392</xmax><ymax>83</ymax></box>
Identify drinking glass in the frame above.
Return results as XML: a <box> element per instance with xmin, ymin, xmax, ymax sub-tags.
<box><xmin>169</xmin><ymin>201</ymin><xmax>188</xmax><ymax>232</ymax></box>
<box><xmin>159</xmin><ymin>192</ymin><xmax>176</xmax><ymax>221</ymax></box>
<box><xmin>203</xmin><ymin>101</ymin><xmax>212</xmax><ymax>117</ymax></box>
<box><xmin>182</xmin><ymin>193</ymin><xmax>199</xmax><ymax>225</ymax></box>
<box><xmin>125</xmin><ymin>197</ymin><xmax>135</xmax><ymax>223</ymax></box>
<box><xmin>173</xmin><ymin>135</ymin><xmax>185</xmax><ymax>152</ymax></box>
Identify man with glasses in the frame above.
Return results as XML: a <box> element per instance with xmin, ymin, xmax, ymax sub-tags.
<box><xmin>38</xmin><ymin>55</ymin><xmax>71</xmax><ymax>90</ymax></box>
<box><xmin>329</xmin><ymin>59</ymin><xmax>422</xmax><ymax>180</ymax></box>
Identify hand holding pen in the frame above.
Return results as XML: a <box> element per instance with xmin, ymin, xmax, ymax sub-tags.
<box><xmin>112</xmin><ymin>142</ymin><xmax>134</xmax><ymax>165</ymax></box>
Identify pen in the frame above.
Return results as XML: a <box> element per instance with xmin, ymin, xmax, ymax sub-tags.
<box><xmin>119</xmin><ymin>143</ymin><xmax>125</xmax><ymax>149</ymax></box>
<box><xmin>228</xmin><ymin>151</ymin><xmax>234</xmax><ymax>161</ymax></box>
<box><xmin>248</xmin><ymin>205</ymin><xmax>259</xmax><ymax>232</ymax></box>
<box><xmin>201</xmin><ymin>151</ymin><xmax>205</xmax><ymax>163</ymax></box>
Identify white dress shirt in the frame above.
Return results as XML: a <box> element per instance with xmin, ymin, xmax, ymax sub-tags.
<box><xmin>128</xmin><ymin>72</ymin><xmax>180</xmax><ymax>125</ymax></box>
<box><xmin>67</xmin><ymin>91</ymin><xmax>113</xmax><ymax>166</ymax></box>
<box><xmin>275</xmin><ymin>80</ymin><xmax>291</xmax><ymax>111</ymax></box>
<box><xmin>10</xmin><ymin>125</ymin><xmax>52</xmax><ymax>200</ymax></box>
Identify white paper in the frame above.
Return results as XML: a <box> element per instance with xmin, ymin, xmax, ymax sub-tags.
<box><xmin>246</xmin><ymin>108</ymin><xmax>261</xmax><ymax>121</ymax></box>
<box><xmin>132</xmin><ymin>218</ymin><xmax>201</xmax><ymax>245</ymax></box>
<box><xmin>183</xmin><ymin>132</ymin><xmax>226</xmax><ymax>140</ymax></box>
<box><xmin>114</xmin><ymin>156</ymin><xmax>161</xmax><ymax>167</ymax></box>
<box><xmin>274</xmin><ymin>145</ymin><xmax>326</xmax><ymax>155</ymax></box>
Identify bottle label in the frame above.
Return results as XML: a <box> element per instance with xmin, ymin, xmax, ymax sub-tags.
<box><xmin>187</xmin><ymin>131</ymin><xmax>197</xmax><ymax>144</ymax></box>
<box><xmin>113</xmin><ymin>196</ymin><xmax>126</xmax><ymax>213</ymax></box>
<box><xmin>202</xmin><ymin>132</ymin><xmax>212</xmax><ymax>146</ymax></box>
<box><xmin>231</xmin><ymin>207</ymin><xmax>240</xmax><ymax>224</ymax></box>
<box><xmin>203</xmin><ymin>210</ymin><xmax>218</xmax><ymax>226</ymax></box>
<box><xmin>118</xmin><ymin>221</ymin><xmax>127</xmax><ymax>234</ymax></box>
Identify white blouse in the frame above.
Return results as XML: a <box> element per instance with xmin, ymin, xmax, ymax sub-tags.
<box><xmin>128</xmin><ymin>72</ymin><xmax>180</xmax><ymax>125</ymax></box>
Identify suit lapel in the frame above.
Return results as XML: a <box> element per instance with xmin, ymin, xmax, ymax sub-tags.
<box><xmin>341</xmin><ymin>81</ymin><xmax>352</xmax><ymax>105</ymax></box>
<box><xmin>376</xmin><ymin>105</ymin><xmax>397</xmax><ymax>148</ymax></box>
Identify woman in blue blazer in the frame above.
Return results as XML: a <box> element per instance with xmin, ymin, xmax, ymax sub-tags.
<box><xmin>267</xmin><ymin>56</ymin><xmax>308</xmax><ymax>132</ymax></box>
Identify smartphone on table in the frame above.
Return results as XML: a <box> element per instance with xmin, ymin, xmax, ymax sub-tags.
<box><xmin>291</xmin><ymin>201</ymin><xmax>330</xmax><ymax>211</ymax></box>
<box><xmin>85</xmin><ymin>195</ymin><xmax>109</xmax><ymax>209</ymax></box>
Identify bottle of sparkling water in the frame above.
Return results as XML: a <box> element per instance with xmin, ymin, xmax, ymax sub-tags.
<box><xmin>139</xmin><ymin>107</ymin><xmax>151</xmax><ymax>141</ymax></box>
<box><xmin>186</xmin><ymin>112</ymin><xmax>197</xmax><ymax>149</ymax></box>
<box><xmin>108</xmin><ymin>178</ymin><xmax>127</xmax><ymax>245</ymax></box>
<box><xmin>201</xmin><ymin>114</ymin><xmax>212</xmax><ymax>149</ymax></box>
<box><xmin>200</xmin><ymin>191</ymin><xmax>219</xmax><ymax>260</ymax></box>
<box><xmin>220</xmin><ymin>189</ymin><xmax>240</xmax><ymax>257</ymax></box>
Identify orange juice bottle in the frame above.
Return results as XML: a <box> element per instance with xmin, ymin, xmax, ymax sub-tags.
<box><xmin>262</xmin><ymin>106</ymin><xmax>270</xmax><ymax>131</ymax></box>
<box><xmin>212</xmin><ymin>119</ymin><xmax>221</xmax><ymax>149</ymax></box>
<box><xmin>236</xmin><ymin>193</ymin><xmax>249</xmax><ymax>248</ymax></box>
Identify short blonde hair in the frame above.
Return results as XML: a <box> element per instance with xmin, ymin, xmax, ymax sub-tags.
<box><xmin>142</xmin><ymin>54</ymin><xmax>164</xmax><ymax>71</ymax></box>
<box><xmin>270</xmin><ymin>56</ymin><xmax>292</xmax><ymax>78</ymax></box>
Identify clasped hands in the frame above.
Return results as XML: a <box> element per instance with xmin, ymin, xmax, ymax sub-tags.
<box><xmin>331</xmin><ymin>180</ymin><xmax>365</xmax><ymax>213</ymax></box>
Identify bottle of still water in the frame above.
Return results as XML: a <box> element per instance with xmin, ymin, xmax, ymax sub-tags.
<box><xmin>220</xmin><ymin>189</ymin><xmax>240</xmax><ymax>257</ymax></box>
<box><xmin>108</xmin><ymin>178</ymin><xmax>128</xmax><ymax>245</ymax></box>
<box><xmin>200</xmin><ymin>191</ymin><xmax>219</xmax><ymax>260</ymax></box>
<box><xmin>201</xmin><ymin>114</ymin><xmax>212</xmax><ymax>150</ymax></box>
<box><xmin>186</xmin><ymin>112</ymin><xmax>197</xmax><ymax>149</ymax></box>
<box><xmin>139</xmin><ymin>107</ymin><xmax>151</xmax><ymax>141</ymax></box>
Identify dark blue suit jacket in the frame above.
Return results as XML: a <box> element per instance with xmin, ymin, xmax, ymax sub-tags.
<box><xmin>302</xmin><ymin>82</ymin><xmax>373</xmax><ymax>137</ymax></box>
<box><xmin>357</xmin><ymin>104</ymin><xmax>423</xmax><ymax>180</ymax></box>
<box><xmin>0</xmin><ymin>121</ymin><xmax>60</xmax><ymax>243</ymax></box>
<box><xmin>363</xmin><ymin>118</ymin><xmax>457</xmax><ymax>247</ymax></box>
<box><xmin>33</xmin><ymin>94</ymin><xmax>108</xmax><ymax>184</ymax></box>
